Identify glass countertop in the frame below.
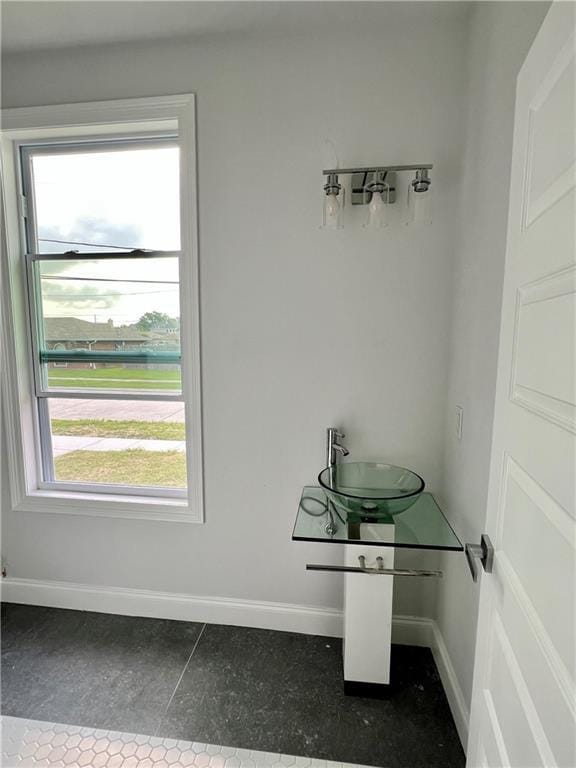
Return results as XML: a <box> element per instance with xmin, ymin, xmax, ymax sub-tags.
<box><xmin>292</xmin><ymin>486</ymin><xmax>463</xmax><ymax>551</ymax></box>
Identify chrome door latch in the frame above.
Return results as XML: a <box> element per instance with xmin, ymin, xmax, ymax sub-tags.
<box><xmin>465</xmin><ymin>534</ymin><xmax>494</xmax><ymax>582</ymax></box>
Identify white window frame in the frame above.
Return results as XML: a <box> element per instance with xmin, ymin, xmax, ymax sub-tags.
<box><xmin>0</xmin><ymin>95</ymin><xmax>204</xmax><ymax>523</ymax></box>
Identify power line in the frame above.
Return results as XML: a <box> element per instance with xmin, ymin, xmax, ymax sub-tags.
<box><xmin>39</xmin><ymin>237</ymin><xmax>139</xmax><ymax>250</ymax></box>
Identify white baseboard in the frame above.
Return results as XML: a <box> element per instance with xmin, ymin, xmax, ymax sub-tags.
<box><xmin>391</xmin><ymin>614</ymin><xmax>469</xmax><ymax>750</ymax></box>
<box><xmin>430</xmin><ymin>620</ymin><xmax>470</xmax><ymax>750</ymax></box>
<box><xmin>1</xmin><ymin>576</ymin><xmax>468</xmax><ymax>749</ymax></box>
<box><xmin>2</xmin><ymin>576</ymin><xmax>432</xmax><ymax>644</ymax></box>
<box><xmin>391</xmin><ymin>614</ymin><xmax>434</xmax><ymax>647</ymax></box>
<box><xmin>1</xmin><ymin>577</ymin><xmax>345</xmax><ymax>637</ymax></box>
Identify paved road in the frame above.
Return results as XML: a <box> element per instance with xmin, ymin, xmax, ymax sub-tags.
<box><xmin>50</xmin><ymin>399</ymin><xmax>185</xmax><ymax>422</ymax></box>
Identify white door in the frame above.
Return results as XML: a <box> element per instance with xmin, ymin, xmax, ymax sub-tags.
<box><xmin>466</xmin><ymin>3</ymin><xmax>576</xmax><ymax>767</ymax></box>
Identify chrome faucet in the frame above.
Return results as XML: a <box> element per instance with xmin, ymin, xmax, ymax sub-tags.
<box><xmin>326</xmin><ymin>427</ymin><xmax>350</xmax><ymax>468</ymax></box>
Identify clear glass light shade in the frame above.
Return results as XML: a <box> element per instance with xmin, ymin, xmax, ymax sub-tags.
<box><xmin>321</xmin><ymin>190</ymin><xmax>344</xmax><ymax>230</ymax></box>
<box><xmin>407</xmin><ymin>185</ymin><xmax>432</xmax><ymax>226</ymax></box>
<box><xmin>363</xmin><ymin>186</ymin><xmax>389</xmax><ymax>229</ymax></box>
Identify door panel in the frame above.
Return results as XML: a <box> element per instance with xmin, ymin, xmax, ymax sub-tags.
<box><xmin>488</xmin><ymin>620</ymin><xmax>551</xmax><ymax>767</ymax></box>
<box><xmin>497</xmin><ymin>562</ymin><xmax>574</xmax><ymax>768</ymax></box>
<box><xmin>523</xmin><ymin>36</ymin><xmax>575</xmax><ymax>228</ymax></box>
<box><xmin>476</xmin><ymin>706</ymin><xmax>507</xmax><ymax>768</ymax></box>
<box><xmin>512</xmin><ymin>270</ymin><xmax>576</xmax><ymax>430</ymax></box>
<box><xmin>500</xmin><ymin>460</ymin><xmax>575</xmax><ymax>669</ymax></box>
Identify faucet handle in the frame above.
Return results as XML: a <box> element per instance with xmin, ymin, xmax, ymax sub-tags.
<box><xmin>328</xmin><ymin>427</ymin><xmax>345</xmax><ymax>439</ymax></box>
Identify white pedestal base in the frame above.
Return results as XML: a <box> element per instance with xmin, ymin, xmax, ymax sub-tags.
<box><xmin>343</xmin><ymin>524</ymin><xmax>395</xmax><ymax>690</ymax></box>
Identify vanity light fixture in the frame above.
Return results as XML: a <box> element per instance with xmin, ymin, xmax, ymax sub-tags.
<box><xmin>363</xmin><ymin>172</ymin><xmax>390</xmax><ymax>229</ymax></box>
<box><xmin>411</xmin><ymin>168</ymin><xmax>431</xmax><ymax>193</ymax></box>
<box><xmin>321</xmin><ymin>173</ymin><xmax>344</xmax><ymax>230</ymax></box>
<box><xmin>407</xmin><ymin>168</ymin><xmax>432</xmax><ymax>226</ymax></box>
<box><xmin>321</xmin><ymin>164</ymin><xmax>433</xmax><ymax>228</ymax></box>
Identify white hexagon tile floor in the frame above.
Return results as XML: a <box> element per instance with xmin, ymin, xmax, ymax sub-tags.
<box><xmin>0</xmin><ymin>717</ymin><xmax>373</xmax><ymax>768</ymax></box>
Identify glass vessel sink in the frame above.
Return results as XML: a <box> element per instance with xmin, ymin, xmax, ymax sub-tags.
<box><xmin>318</xmin><ymin>462</ymin><xmax>425</xmax><ymax>520</ymax></box>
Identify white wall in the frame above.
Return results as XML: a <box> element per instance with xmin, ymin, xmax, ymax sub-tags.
<box><xmin>436</xmin><ymin>0</ymin><xmax>550</xmax><ymax>718</ymax></box>
<box><xmin>0</xmin><ymin>8</ymin><xmax>468</xmax><ymax>625</ymax></box>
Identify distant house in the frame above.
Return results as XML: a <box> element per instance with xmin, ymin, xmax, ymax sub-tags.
<box><xmin>44</xmin><ymin>317</ymin><xmax>180</xmax><ymax>368</ymax></box>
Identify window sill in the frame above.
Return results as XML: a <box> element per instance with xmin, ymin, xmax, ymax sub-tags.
<box><xmin>13</xmin><ymin>488</ymin><xmax>201</xmax><ymax>523</ymax></box>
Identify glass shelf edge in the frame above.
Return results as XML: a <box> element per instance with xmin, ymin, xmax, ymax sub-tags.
<box><xmin>292</xmin><ymin>486</ymin><xmax>464</xmax><ymax>552</ymax></box>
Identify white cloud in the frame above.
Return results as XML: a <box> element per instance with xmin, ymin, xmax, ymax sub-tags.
<box><xmin>33</xmin><ymin>146</ymin><xmax>182</xmax><ymax>324</ymax></box>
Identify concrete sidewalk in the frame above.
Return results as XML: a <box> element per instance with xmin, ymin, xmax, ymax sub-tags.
<box><xmin>53</xmin><ymin>435</ymin><xmax>186</xmax><ymax>458</ymax></box>
<box><xmin>50</xmin><ymin>399</ymin><xmax>185</xmax><ymax>422</ymax></box>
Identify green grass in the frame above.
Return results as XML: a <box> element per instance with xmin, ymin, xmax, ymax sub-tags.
<box><xmin>51</xmin><ymin>379</ymin><xmax>179</xmax><ymax>390</ymax></box>
<box><xmin>55</xmin><ymin>449</ymin><xmax>187</xmax><ymax>487</ymax></box>
<box><xmin>48</xmin><ymin>367</ymin><xmax>181</xmax><ymax>390</ymax></box>
<box><xmin>51</xmin><ymin>419</ymin><xmax>185</xmax><ymax>440</ymax></box>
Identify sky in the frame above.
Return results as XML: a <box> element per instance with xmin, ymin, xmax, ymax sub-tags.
<box><xmin>32</xmin><ymin>146</ymin><xmax>181</xmax><ymax>325</ymax></box>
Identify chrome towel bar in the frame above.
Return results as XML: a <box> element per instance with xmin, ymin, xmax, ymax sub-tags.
<box><xmin>307</xmin><ymin>555</ymin><xmax>442</xmax><ymax>578</ymax></box>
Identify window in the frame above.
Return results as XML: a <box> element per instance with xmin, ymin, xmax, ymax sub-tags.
<box><xmin>1</xmin><ymin>96</ymin><xmax>203</xmax><ymax>521</ymax></box>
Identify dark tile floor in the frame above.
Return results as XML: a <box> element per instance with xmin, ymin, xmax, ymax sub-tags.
<box><xmin>1</xmin><ymin>603</ymin><xmax>465</xmax><ymax>768</ymax></box>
